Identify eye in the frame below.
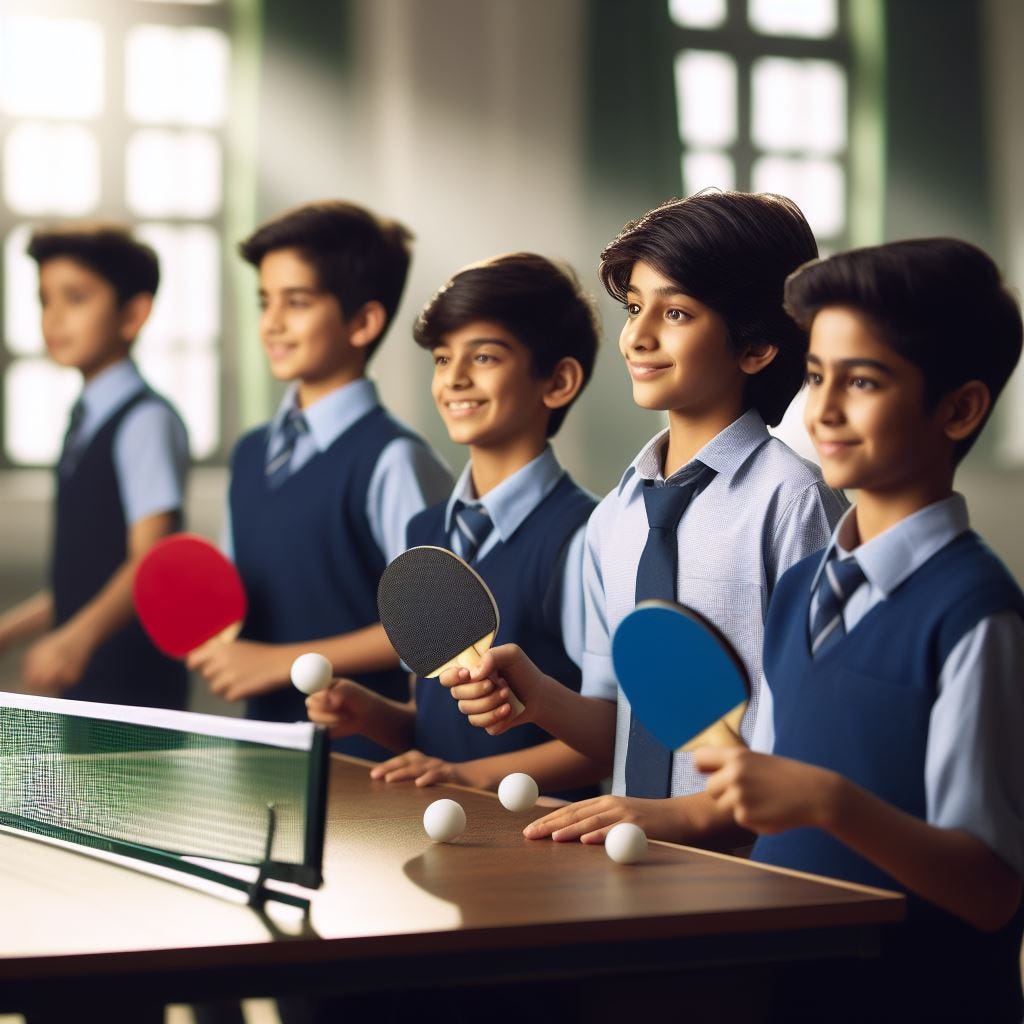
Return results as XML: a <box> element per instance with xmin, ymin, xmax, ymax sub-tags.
<box><xmin>473</xmin><ymin>351</ymin><xmax>498</xmax><ymax>364</ymax></box>
<box><xmin>665</xmin><ymin>308</ymin><xmax>692</xmax><ymax>323</ymax></box>
<box><xmin>624</xmin><ymin>303</ymin><xmax>641</xmax><ymax>316</ymax></box>
<box><xmin>804</xmin><ymin>371</ymin><xmax>823</xmax><ymax>386</ymax></box>
<box><xmin>433</xmin><ymin>354</ymin><xmax>449</xmax><ymax>367</ymax></box>
<box><xmin>850</xmin><ymin>376</ymin><xmax>878</xmax><ymax>391</ymax></box>
<box><xmin>287</xmin><ymin>297</ymin><xmax>310</xmax><ymax>309</ymax></box>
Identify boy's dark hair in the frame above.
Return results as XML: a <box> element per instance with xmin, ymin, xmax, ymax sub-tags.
<box><xmin>413</xmin><ymin>252</ymin><xmax>600</xmax><ymax>437</ymax></box>
<box><xmin>27</xmin><ymin>223</ymin><xmax>159</xmax><ymax>305</ymax></box>
<box><xmin>238</xmin><ymin>200</ymin><xmax>413</xmax><ymax>362</ymax></box>
<box><xmin>784</xmin><ymin>238</ymin><xmax>1023</xmax><ymax>461</ymax></box>
<box><xmin>599</xmin><ymin>191</ymin><xmax>818</xmax><ymax>426</ymax></box>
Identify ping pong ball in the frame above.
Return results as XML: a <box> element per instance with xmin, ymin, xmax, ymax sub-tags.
<box><xmin>605</xmin><ymin>822</ymin><xmax>648</xmax><ymax>865</ymax></box>
<box><xmin>498</xmin><ymin>772</ymin><xmax>539</xmax><ymax>812</ymax></box>
<box><xmin>423</xmin><ymin>798</ymin><xmax>467</xmax><ymax>843</ymax></box>
<box><xmin>290</xmin><ymin>652</ymin><xmax>333</xmax><ymax>695</ymax></box>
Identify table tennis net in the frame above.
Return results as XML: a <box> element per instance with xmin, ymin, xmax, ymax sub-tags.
<box><xmin>0</xmin><ymin>693</ymin><xmax>328</xmax><ymax>898</ymax></box>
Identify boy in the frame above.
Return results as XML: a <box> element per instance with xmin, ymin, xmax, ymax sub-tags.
<box><xmin>307</xmin><ymin>253</ymin><xmax>608</xmax><ymax>798</ymax></box>
<box><xmin>0</xmin><ymin>224</ymin><xmax>189</xmax><ymax>709</ymax></box>
<box><xmin>697</xmin><ymin>238</ymin><xmax>1024</xmax><ymax>1022</ymax></box>
<box><xmin>188</xmin><ymin>201</ymin><xmax>451</xmax><ymax>760</ymax></box>
<box><xmin>445</xmin><ymin>192</ymin><xmax>846</xmax><ymax>841</ymax></box>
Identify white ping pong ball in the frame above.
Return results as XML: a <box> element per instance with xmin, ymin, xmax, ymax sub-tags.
<box><xmin>605</xmin><ymin>822</ymin><xmax>648</xmax><ymax>865</ymax></box>
<box><xmin>498</xmin><ymin>772</ymin><xmax>539</xmax><ymax>812</ymax></box>
<box><xmin>423</xmin><ymin>798</ymin><xmax>467</xmax><ymax>843</ymax></box>
<box><xmin>290</xmin><ymin>652</ymin><xmax>333</xmax><ymax>695</ymax></box>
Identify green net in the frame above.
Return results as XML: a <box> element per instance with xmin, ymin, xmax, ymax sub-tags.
<box><xmin>0</xmin><ymin>693</ymin><xmax>328</xmax><ymax>898</ymax></box>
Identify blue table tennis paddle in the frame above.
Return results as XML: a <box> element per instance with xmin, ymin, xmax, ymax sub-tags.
<box><xmin>612</xmin><ymin>599</ymin><xmax>750</xmax><ymax>751</ymax></box>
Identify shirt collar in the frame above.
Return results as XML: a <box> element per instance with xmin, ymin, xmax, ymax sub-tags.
<box><xmin>270</xmin><ymin>377</ymin><xmax>380</xmax><ymax>451</ymax></box>
<box><xmin>618</xmin><ymin>408</ymin><xmax>770</xmax><ymax>494</ymax></box>
<box><xmin>443</xmin><ymin>445</ymin><xmax>565</xmax><ymax>542</ymax></box>
<box><xmin>78</xmin><ymin>359</ymin><xmax>145</xmax><ymax>423</ymax></box>
<box><xmin>809</xmin><ymin>493</ymin><xmax>970</xmax><ymax>597</ymax></box>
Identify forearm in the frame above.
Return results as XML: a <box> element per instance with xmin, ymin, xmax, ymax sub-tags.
<box><xmin>355</xmin><ymin>683</ymin><xmax>417</xmax><ymax>754</ymax></box>
<box><xmin>0</xmin><ymin>591</ymin><xmax>54</xmax><ymax>649</ymax></box>
<box><xmin>311</xmin><ymin>623</ymin><xmax>401</xmax><ymax>677</ymax></box>
<box><xmin>666</xmin><ymin>792</ymin><xmax>755</xmax><ymax>851</ymax></box>
<box><xmin>826</xmin><ymin>779</ymin><xmax>1022</xmax><ymax>931</ymax></box>
<box><xmin>63</xmin><ymin>562</ymin><xmax>135</xmax><ymax>652</ymax></box>
<box><xmin>529</xmin><ymin>684</ymin><xmax>617</xmax><ymax>765</ymax></box>
<box><xmin>467</xmin><ymin>740</ymin><xmax>610</xmax><ymax>793</ymax></box>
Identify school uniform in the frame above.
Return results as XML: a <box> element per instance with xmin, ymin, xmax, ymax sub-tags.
<box><xmin>52</xmin><ymin>359</ymin><xmax>189</xmax><ymax>709</ymax></box>
<box><xmin>751</xmin><ymin>496</ymin><xmax>1024</xmax><ymax>1022</ymax></box>
<box><xmin>406</xmin><ymin>446</ymin><xmax>598</xmax><ymax>800</ymax></box>
<box><xmin>580</xmin><ymin>409</ymin><xmax>848</xmax><ymax>797</ymax></box>
<box><xmin>228</xmin><ymin>378</ymin><xmax>451</xmax><ymax>759</ymax></box>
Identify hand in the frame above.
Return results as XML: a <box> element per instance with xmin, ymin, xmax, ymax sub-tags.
<box><xmin>523</xmin><ymin>794</ymin><xmax>687</xmax><ymax>844</ymax></box>
<box><xmin>186</xmin><ymin>638</ymin><xmax>290</xmax><ymax>701</ymax></box>
<box><xmin>369</xmin><ymin>749</ymin><xmax>484</xmax><ymax>788</ymax></box>
<box><xmin>695</xmin><ymin>747</ymin><xmax>842</xmax><ymax>835</ymax></box>
<box><xmin>22</xmin><ymin>626</ymin><xmax>92</xmax><ymax>694</ymax></box>
<box><xmin>305</xmin><ymin>678</ymin><xmax>370</xmax><ymax>739</ymax></box>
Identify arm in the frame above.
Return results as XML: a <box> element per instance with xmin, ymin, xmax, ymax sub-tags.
<box><xmin>306</xmin><ymin>675</ymin><xmax>416</xmax><ymax>754</ymax></box>
<box><xmin>0</xmin><ymin>591</ymin><xmax>54</xmax><ymax>652</ymax></box>
<box><xmin>22</xmin><ymin>511</ymin><xmax>178</xmax><ymax>693</ymax></box>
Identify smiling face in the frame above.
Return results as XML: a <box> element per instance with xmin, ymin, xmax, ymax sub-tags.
<box><xmin>803</xmin><ymin>306</ymin><xmax>956</xmax><ymax>496</ymax></box>
<box><xmin>430</xmin><ymin>320</ymin><xmax>552</xmax><ymax>455</ymax></box>
<box><xmin>618</xmin><ymin>261</ymin><xmax>746</xmax><ymax>420</ymax></box>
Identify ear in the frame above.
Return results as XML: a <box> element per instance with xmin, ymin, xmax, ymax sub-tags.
<box><xmin>940</xmin><ymin>380</ymin><xmax>991</xmax><ymax>443</ymax></box>
<box><xmin>541</xmin><ymin>357</ymin><xmax>585</xmax><ymax>412</ymax></box>
<box><xmin>117</xmin><ymin>293</ymin><xmax>154</xmax><ymax>344</ymax></box>
<box><xmin>346</xmin><ymin>300</ymin><xmax>388</xmax><ymax>351</ymax></box>
<box><xmin>737</xmin><ymin>341</ymin><xmax>778</xmax><ymax>377</ymax></box>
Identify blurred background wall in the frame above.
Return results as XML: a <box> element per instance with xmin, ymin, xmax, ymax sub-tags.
<box><xmin>1</xmin><ymin>0</ymin><xmax>1023</xmax><ymax>696</ymax></box>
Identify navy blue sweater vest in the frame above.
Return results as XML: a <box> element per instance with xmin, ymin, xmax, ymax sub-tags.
<box><xmin>407</xmin><ymin>474</ymin><xmax>598</xmax><ymax>801</ymax></box>
<box><xmin>230</xmin><ymin>405</ymin><xmax>416</xmax><ymax>760</ymax></box>
<box><xmin>52</xmin><ymin>390</ymin><xmax>187</xmax><ymax>710</ymax></box>
<box><xmin>753</xmin><ymin>531</ymin><xmax>1024</xmax><ymax>1021</ymax></box>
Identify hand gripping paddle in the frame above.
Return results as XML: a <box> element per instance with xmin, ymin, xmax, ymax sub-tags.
<box><xmin>377</xmin><ymin>546</ymin><xmax>525</xmax><ymax>717</ymax></box>
<box><xmin>612</xmin><ymin>599</ymin><xmax>750</xmax><ymax>751</ymax></box>
<box><xmin>133</xmin><ymin>533</ymin><xmax>247</xmax><ymax>658</ymax></box>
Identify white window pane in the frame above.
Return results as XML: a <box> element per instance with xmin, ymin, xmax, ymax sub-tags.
<box><xmin>752</xmin><ymin>58</ymin><xmax>846</xmax><ymax>154</ymax></box>
<box><xmin>135</xmin><ymin>223</ymin><xmax>221</xmax><ymax>350</ymax></box>
<box><xmin>4</xmin><ymin>358</ymin><xmax>79</xmax><ymax>465</ymax></box>
<box><xmin>748</xmin><ymin>0</ymin><xmax>837</xmax><ymax>37</ymax></box>
<box><xmin>682</xmin><ymin>151</ymin><xmax>736</xmax><ymax>193</ymax></box>
<box><xmin>752</xmin><ymin>155</ymin><xmax>845</xmax><ymax>237</ymax></box>
<box><xmin>0</xmin><ymin>16</ymin><xmax>104</xmax><ymax>119</ymax></box>
<box><xmin>136</xmin><ymin>349</ymin><xmax>219</xmax><ymax>459</ymax></box>
<box><xmin>126</xmin><ymin>25</ymin><xmax>229</xmax><ymax>127</ymax></box>
<box><xmin>4</xmin><ymin>123</ymin><xmax>100</xmax><ymax>216</ymax></box>
<box><xmin>669</xmin><ymin>0</ymin><xmax>727</xmax><ymax>29</ymax></box>
<box><xmin>674</xmin><ymin>50</ymin><xmax>737</xmax><ymax>148</ymax></box>
<box><xmin>126</xmin><ymin>130</ymin><xmax>222</xmax><ymax>217</ymax></box>
<box><xmin>4</xmin><ymin>225</ymin><xmax>44</xmax><ymax>356</ymax></box>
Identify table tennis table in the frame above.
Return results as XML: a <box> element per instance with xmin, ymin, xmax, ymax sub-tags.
<box><xmin>0</xmin><ymin>754</ymin><xmax>904</xmax><ymax>1022</ymax></box>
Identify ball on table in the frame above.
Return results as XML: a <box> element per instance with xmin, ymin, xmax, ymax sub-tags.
<box><xmin>605</xmin><ymin>822</ymin><xmax>648</xmax><ymax>865</ymax></box>
<box><xmin>498</xmin><ymin>772</ymin><xmax>539</xmax><ymax>812</ymax></box>
<box><xmin>423</xmin><ymin>798</ymin><xmax>467</xmax><ymax>843</ymax></box>
<box><xmin>290</xmin><ymin>652</ymin><xmax>333</xmax><ymax>695</ymax></box>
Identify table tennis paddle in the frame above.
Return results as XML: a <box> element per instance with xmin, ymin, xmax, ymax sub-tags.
<box><xmin>133</xmin><ymin>533</ymin><xmax>247</xmax><ymax>658</ymax></box>
<box><xmin>376</xmin><ymin>545</ymin><xmax>525</xmax><ymax>718</ymax></box>
<box><xmin>612</xmin><ymin>599</ymin><xmax>750</xmax><ymax>751</ymax></box>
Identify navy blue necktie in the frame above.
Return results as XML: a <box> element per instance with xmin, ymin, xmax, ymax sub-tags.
<box><xmin>59</xmin><ymin>400</ymin><xmax>86</xmax><ymax>477</ymax></box>
<box><xmin>265</xmin><ymin>408</ymin><xmax>309</xmax><ymax>489</ymax></box>
<box><xmin>625</xmin><ymin>463</ymin><xmax>715</xmax><ymax>798</ymax></box>
<box><xmin>452</xmin><ymin>501</ymin><xmax>492</xmax><ymax>563</ymax></box>
<box><xmin>809</xmin><ymin>554</ymin><xmax>866</xmax><ymax>657</ymax></box>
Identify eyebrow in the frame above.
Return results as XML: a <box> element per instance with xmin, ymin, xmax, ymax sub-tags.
<box><xmin>806</xmin><ymin>355</ymin><xmax>895</xmax><ymax>375</ymax></box>
<box><xmin>436</xmin><ymin>337</ymin><xmax>514</xmax><ymax>351</ymax></box>
<box><xmin>626</xmin><ymin>283</ymin><xmax>690</xmax><ymax>299</ymax></box>
<box><xmin>258</xmin><ymin>286</ymin><xmax>318</xmax><ymax>297</ymax></box>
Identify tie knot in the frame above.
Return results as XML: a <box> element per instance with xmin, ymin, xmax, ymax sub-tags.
<box><xmin>453</xmin><ymin>501</ymin><xmax>492</xmax><ymax>561</ymax></box>
<box><xmin>283</xmin><ymin>408</ymin><xmax>309</xmax><ymax>440</ymax></box>
<box><xmin>825</xmin><ymin>555</ymin><xmax>866</xmax><ymax>600</ymax></box>
<box><xmin>641</xmin><ymin>464</ymin><xmax>712</xmax><ymax>532</ymax></box>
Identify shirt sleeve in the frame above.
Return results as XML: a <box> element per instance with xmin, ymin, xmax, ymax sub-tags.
<box><xmin>113</xmin><ymin>400</ymin><xmax>190</xmax><ymax>527</ymax></box>
<box><xmin>767</xmin><ymin>481</ymin><xmax>847</xmax><ymax>589</ymax></box>
<box><xmin>555</xmin><ymin>524</ymin><xmax>587</xmax><ymax>671</ymax></box>
<box><xmin>579</xmin><ymin>503</ymin><xmax>618</xmax><ymax>701</ymax></box>
<box><xmin>925</xmin><ymin>610</ymin><xmax>1024</xmax><ymax>878</ymax></box>
<box><xmin>366</xmin><ymin>437</ymin><xmax>453</xmax><ymax>563</ymax></box>
<box><xmin>748</xmin><ymin>671</ymin><xmax>775</xmax><ymax>753</ymax></box>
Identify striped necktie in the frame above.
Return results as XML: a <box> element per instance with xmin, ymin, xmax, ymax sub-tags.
<box><xmin>809</xmin><ymin>554</ymin><xmax>866</xmax><ymax>657</ymax></box>
<box><xmin>59</xmin><ymin>399</ymin><xmax>87</xmax><ymax>477</ymax></box>
<box><xmin>265</xmin><ymin>408</ymin><xmax>309</xmax><ymax>489</ymax></box>
<box><xmin>452</xmin><ymin>501</ymin><xmax>492</xmax><ymax>563</ymax></box>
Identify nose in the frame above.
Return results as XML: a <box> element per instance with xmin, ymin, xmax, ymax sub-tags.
<box><xmin>806</xmin><ymin>374</ymin><xmax>844</xmax><ymax>427</ymax></box>
<box><xmin>620</xmin><ymin>309</ymin><xmax>656</xmax><ymax>354</ymax></box>
<box><xmin>439</xmin><ymin>353</ymin><xmax>471</xmax><ymax>388</ymax></box>
<box><xmin>261</xmin><ymin>301</ymin><xmax>284</xmax><ymax>336</ymax></box>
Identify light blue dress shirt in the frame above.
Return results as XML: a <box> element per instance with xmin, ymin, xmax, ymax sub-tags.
<box><xmin>226</xmin><ymin>377</ymin><xmax>452</xmax><ymax>563</ymax></box>
<box><xmin>751</xmin><ymin>494</ymin><xmax>1024</xmax><ymax>878</ymax></box>
<box><xmin>70</xmin><ymin>359</ymin><xmax>189</xmax><ymax>527</ymax></box>
<box><xmin>580</xmin><ymin>409</ymin><xmax>848</xmax><ymax>797</ymax></box>
<box><xmin>442</xmin><ymin>445</ymin><xmax>591</xmax><ymax>669</ymax></box>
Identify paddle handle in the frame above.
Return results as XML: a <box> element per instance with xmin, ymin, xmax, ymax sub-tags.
<box><xmin>679</xmin><ymin>701</ymin><xmax>746</xmax><ymax>752</ymax></box>
<box><xmin>456</xmin><ymin>645</ymin><xmax>526</xmax><ymax>720</ymax></box>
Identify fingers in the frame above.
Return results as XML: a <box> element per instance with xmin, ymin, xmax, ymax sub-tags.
<box><xmin>457</xmin><ymin>689</ymin><xmax>511</xmax><ymax>716</ymax></box>
<box><xmin>468</xmin><ymin>703</ymin><xmax>513</xmax><ymax>729</ymax></box>
<box><xmin>522</xmin><ymin>798</ymin><xmax>607</xmax><ymax>840</ymax></box>
<box><xmin>692</xmin><ymin>745</ymin><xmax>731</xmax><ymax>774</ymax></box>
<box><xmin>448</xmin><ymin>678</ymin><xmax>497</xmax><ymax>701</ymax></box>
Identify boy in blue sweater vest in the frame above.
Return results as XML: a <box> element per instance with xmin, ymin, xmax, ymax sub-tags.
<box><xmin>0</xmin><ymin>224</ymin><xmax>188</xmax><ymax>709</ymax></box>
<box><xmin>188</xmin><ymin>201</ymin><xmax>450</xmax><ymax>759</ymax></box>
<box><xmin>444</xmin><ymin>193</ymin><xmax>845</xmax><ymax>839</ymax></box>
<box><xmin>697</xmin><ymin>239</ymin><xmax>1024</xmax><ymax>1022</ymax></box>
<box><xmin>307</xmin><ymin>253</ymin><xmax>608</xmax><ymax>798</ymax></box>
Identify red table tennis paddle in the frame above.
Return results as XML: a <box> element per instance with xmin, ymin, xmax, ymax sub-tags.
<box><xmin>133</xmin><ymin>534</ymin><xmax>247</xmax><ymax>658</ymax></box>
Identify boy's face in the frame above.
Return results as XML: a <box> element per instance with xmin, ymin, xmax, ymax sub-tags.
<box><xmin>39</xmin><ymin>258</ymin><xmax>133</xmax><ymax>380</ymax></box>
<box><xmin>804</xmin><ymin>306</ymin><xmax>950</xmax><ymax>493</ymax></box>
<box><xmin>258</xmin><ymin>247</ymin><xmax>355</xmax><ymax>387</ymax></box>
<box><xmin>618</xmin><ymin>261</ymin><xmax>740</xmax><ymax>415</ymax></box>
<box><xmin>430</xmin><ymin>320</ymin><xmax>550</xmax><ymax>451</ymax></box>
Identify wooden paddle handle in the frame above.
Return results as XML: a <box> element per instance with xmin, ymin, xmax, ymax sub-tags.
<box><xmin>679</xmin><ymin>701</ymin><xmax>746</xmax><ymax>752</ymax></box>
<box><xmin>456</xmin><ymin>644</ymin><xmax>526</xmax><ymax>719</ymax></box>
